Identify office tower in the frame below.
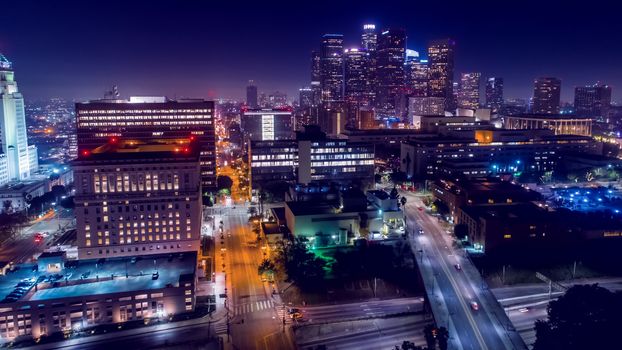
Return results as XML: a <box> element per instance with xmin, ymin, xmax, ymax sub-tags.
<box><xmin>376</xmin><ymin>28</ymin><xmax>407</xmax><ymax>117</ymax></box>
<box><xmin>532</xmin><ymin>77</ymin><xmax>561</xmax><ymax>114</ymax></box>
<box><xmin>361</xmin><ymin>24</ymin><xmax>378</xmax><ymax>105</ymax></box>
<box><xmin>299</xmin><ymin>87</ymin><xmax>314</xmax><ymax>109</ymax></box>
<box><xmin>503</xmin><ymin>98</ymin><xmax>528</xmax><ymax>116</ymax></box>
<box><xmin>320</xmin><ymin>34</ymin><xmax>344</xmax><ymax>102</ymax></box>
<box><xmin>75</xmin><ymin>97</ymin><xmax>216</xmax><ymax>190</ymax></box>
<box><xmin>574</xmin><ymin>84</ymin><xmax>612</xmax><ymax>117</ymax></box>
<box><xmin>404</xmin><ymin>50</ymin><xmax>429</xmax><ymax>97</ymax></box>
<box><xmin>311</xmin><ymin>51</ymin><xmax>322</xmax><ymax>106</ymax></box>
<box><xmin>458</xmin><ymin>72</ymin><xmax>481</xmax><ymax>111</ymax></box>
<box><xmin>344</xmin><ymin>48</ymin><xmax>372</xmax><ymax>127</ymax></box>
<box><xmin>246</xmin><ymin>80</ymin><xmax>258</xmax><ymax>108</ymax></box>
<box><xmin>73</xmin><ymin>139</ymin><xmax>202</xmax><ymax>259</ymax></box>
<box><xmin>428</xmin><ymin>39</ymin><xmax>456</xmax><ymax>112</ymax></box>
<box><xmin>408</xmin><ymin>96</ymin><xmax>445</xmax><ymax>127</ymax></box>
<box><xmin>485</xmin><ymin>77</ymin><xmax>504</xmax><ymax>113</ymax></box>
<box><xmin>241</xmin><ymin>108</ymin><xmax>294</xmax><ymax>141</ymax></box>
<box><xmin>0</xmin><ymin>53</ymin><xmax>38</xmax><ymax>184</ymax></box>
<box><xmin>268</xmin><ymin>91</ymin><xmax>288</xmax><ymax>108</ymax></box>
<box><xmin>361</xmin><ymin>24</ymin><xmax>378</xmax><ymax>51</ymax></box>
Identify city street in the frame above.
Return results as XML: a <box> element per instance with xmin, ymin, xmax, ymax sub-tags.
<box><xmin>217</xmin><ymin>204</ymin><xmax>295</xmax><ymax>350</ymax></box>
<box><xmin>401</xmin><ymin>190</ymin><xmax>527</xmax><ymax>350</ymax></box>
<box><xmin>299</xmin><ymin>297</ymin><xmax>425</xmax><ymax>323</ymax></box>
<box><xmin>0</xmin><ymin>208</ymin><xmax>74</xmax><ymax>264</ymax></box>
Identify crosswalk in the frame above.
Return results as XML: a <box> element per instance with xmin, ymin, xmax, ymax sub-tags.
<box><xmin>232</xmin><ymin>299</ymin><xmax>274</xmax><ymax>316</ymax></box>
<box><xmin>213</xmin><ymin>322</ymin><xmax>228</xmax><ymax>335</ymax></box>
<box><xmin>275</xmin><ymin>307</ymin><xmax>293</xmax><ymax>324</ymax></box>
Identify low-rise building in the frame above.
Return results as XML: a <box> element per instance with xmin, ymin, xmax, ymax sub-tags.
<box><xmin>0</xmin><ymin>252</ymin><xmax>196</xmax><ymax>342</ymax></box>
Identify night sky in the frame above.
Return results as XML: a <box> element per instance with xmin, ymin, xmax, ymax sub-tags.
<box><xmin>2</xmin><ymin>0</ymin><xmax>621</xmax><ymax>103</ymax></box>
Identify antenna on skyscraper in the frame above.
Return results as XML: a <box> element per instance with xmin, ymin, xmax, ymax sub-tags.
<box><xmin>104</xmin><ymin>85</ymin><xmax>120</xmax><ymax>99</ymax></box>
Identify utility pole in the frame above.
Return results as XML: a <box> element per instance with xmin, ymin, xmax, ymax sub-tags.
<box><xmin>572</xmin><ymin>260</ymin><xmax>577</xmax><ymax>279</ymax></box>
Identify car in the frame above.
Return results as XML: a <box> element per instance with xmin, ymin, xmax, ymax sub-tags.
<box><xmin>454</xmin><ymin>264</ymin><xmax>462</xmax><ymax>271</ymax></box>
<box><xmin>288</xmin><ymin>308</ymin><xmax>303</xmax><ymax>319</ymax></box>
<box><xmin>470</xmin><ymin>301</ymin><xmax>479</xmax><ymax>311</ymax></box>
<box><xmin>518</xmin><ymin>307</ymin><xmax>529</xmax><ymax>313</ymax></box>
<box><xmin>418</xmin><ymin>229</ymin><xmax>424</xmax><ymax>235</ymax></box>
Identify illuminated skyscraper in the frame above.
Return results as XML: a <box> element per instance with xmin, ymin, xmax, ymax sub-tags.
<box><xmin>574</xmin><ymin>84</ymin><xmax>611</xmax><ymax>117</ymax></box>
<box><xmin>310</xmin><ymin>51</ymin><xmax>322</xmax><ymax>106</ymax></box>
<box><xmin>428</xmin><ymin>39</ymin><xmax>456</xmax><ymax>111</ymax></box>
<box><xmin>299</xmin><ymin>87</ymin><xmax>314</xmax><ymax>109</ymax></box>
<box><xmin>376</xmin><ymin>29</ymin><xmax>406</xmax><ymax>117</ymax></box>
<box><xmin>75</xmin><ymin>97</ymin><xmax>216</xmax><ymax>190</ymax></box>
<box><xmin>404</xmin><ymin>50</ymin><xmax>429</xmax><ymax>97</ymax></box>
<box><xmin>320</xmin><ymin>34</ymin><xmax>344</xmax><ymax>102</ymax></box>
<box><xmin>361</xmin><ymin>24</ymin><xmax>378</xmax><ymax>106</ymax></box>
<box><xmin>532</xmin><ymin>77</ymin><xmax>561</xmax><ymax>114</ymax></box>
<box><xmin>458</xmin><ymin>72</ymin><xmax>481</xmax><ymax>111</ymax></box>
<box><xmin>344</xmin><ymin>48</ymin><xmax>372</xmax><ymax>127</ymax></box>
<box><xmin>246</xmin><ymin>80</ymin><xmax>258</xmax><ymax>108</ymax></box>
<box><xmin>0</xmin><ymin>53</ymin><xmax>38</xmax><ymax>184</ymax></box>
<box><xmin>485</xmin><ymin>77</ymin><xmax>504</xmax><ymax>113</ymax></box>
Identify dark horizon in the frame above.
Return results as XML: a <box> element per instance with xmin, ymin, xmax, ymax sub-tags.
<box><xmin>2</xmin><ymin>0</ymin><xmax>622</xmax><ymax>103</ymax></box>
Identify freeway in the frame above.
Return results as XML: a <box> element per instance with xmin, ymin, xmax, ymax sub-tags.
<box><xmin>401</xmin><ymin>190</ymin><xmax>526</xmax><ymax>350</ymax></box>
<box><xmin>299</xmin><ymin>297</ymin><xmax>425</xmax><ymax>323</ymax></box>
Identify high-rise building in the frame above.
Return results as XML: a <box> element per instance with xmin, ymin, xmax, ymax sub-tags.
<box><xmin>320</xmin><ymin>34</ymin><xmax>344</xmax><ymax>102</ymax></box>
<box><xmin>361</xmin><ymin>24</ymin><xmax>378</xmax><ymax>51</ymax></box>
<box><xmin>73</xmin><ymin>139</ymin><xmax>202</xmax><ymax>259</ymax></box>
<box><xmin>574</xmin><ymin>84</ymin><xmax>612</xmax><ymax>117</ymax></box>
<box><xmin>458</xmin><ymin>73</ymin><xmax>481</xmax><ymax>111</ymax></box>
<box><xmin>532</xmin><ymin>77</ymin><xmax>561</xmax><ymax>114</ymax></box>
<box><xmin>0</xmin><ymin>53</ymin><xmax>38</xmax><ymax>184</ymax></box>
<box><xmin>376</xmin><ymin>29</ymin><xmax>406</xmax><ymax>117</ymax></box>
<box><xmin>241</xmin><ymin>108</ymin><xmax>294</xmax><ymax>141</ymax></box>
<box><xmin>310</xmin><ymin>51</ymin><xmax>322</xmax><ymax>107</ymax></box>
<box><xmin>299</xmin><ymin>87</ymin><xmax>314</xmax><ymax>110</ymax></box>
<box><xmin>404</xmin><ymin>50</ymin><xmax>429</xmax><ymax>97</ymax></box>
<box><xmin>408</xmin><ymin>96</ymin><xmax>446</xmax><ymax>128</ymax></box>
<box><xmin>268</xmin><ymin>91</ymin><xmax>288</xmax><ymax>108</ymax></box>
<box><xmin>344</xmin><ymin>48</ymin><xmax>372</xmax><ymax>128</ymax></box>
<box><xmin>75</xmin><ymin>97</ymin><xmax>216</xmax><ymax>190</ymax></box>
<box><xmin>485</xmin><ymin>77</ymin><xmax>504</xmax><ymax>113</ymax></box>
<box><xmin>246</xmin><ymin>80</ymin><xmax>258</xmax><ymax>108</ymax></box>
<box><xmin>428</xmin><ymin>39</ymin><xmax>456</xmax><ymax>112</ymax></box>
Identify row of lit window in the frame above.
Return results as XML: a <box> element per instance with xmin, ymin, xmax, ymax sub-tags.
<box><xmin>310</xmin><ymin>159</ymin><xmax>374</xmax><ymax>167</ymax></box>
<box><xmin>79</xmin><ymin>109</ymin><xmax>212</xmax><ymax>114</ymax></box>
<box><xmin>79</xmin><ymin>121</ymin><xmax>211</xmax><ymax>127</ymax></box>
<box><xmin>78</xmin><ymin>115</ymin><xmax>212</xmax><ymax>121</ymax></box>
<box><xmin>86</xmin><ymin>232</ymin><xmax>192</xmax><ymax>246</ymax></box>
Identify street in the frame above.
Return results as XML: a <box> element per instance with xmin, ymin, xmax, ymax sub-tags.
<box><xmin>401</xmin><ymin>190</ymin><xmax>527</xmax><ymax>350</ymax></box>
<box><xmin>217</xmin><ymin>204</ymin><xmax>296</xmax><ymax>350</ymax></box>
<box><xmin>0</xmin><ymin>208</ymin><xmax>74</xmax><ymax>264</ymax></box>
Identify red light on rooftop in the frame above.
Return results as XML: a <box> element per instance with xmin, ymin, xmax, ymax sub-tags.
<box><xmin>110</xmin><ymin>137</ymin><xmax>118</xmax><ymax>144</ymax></box>
<box><xmin>81</xmin><ymin>150</ymin><xmax>90</xmax><ymax>157</ymax></box>
<box><xmin>189</xmin><ymin>135</ymin><xmax>195</xmax><ymax>141</ymax></box>
<box><xmin>183</xmin><ymin>147</ymin><xmax>190</xmax><ymax>153</ymax></box>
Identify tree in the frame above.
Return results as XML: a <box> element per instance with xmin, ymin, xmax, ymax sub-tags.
<box><xmin>216</xmin><ymin>176</ymin><xmax>233</xmax><ymax>191</ymax></box>
<box><xmin>273</xmin><ymin>237</ymin><xmax>326</xmax><ymax>289</ymax></box>
<box><xmin>60</xmin><ymin>196</ymin><xmax>75</xmax><ymax>209</ymax></box>
<box><xmin>437</xmin><ymin>326</ymin><xmax>449</xmax><ymax>350</ymax></box>
<box><xmin>258</xmin><ymin>259</ymin><xmax>276</xmax><ymax>278</ymax></box>
<box><xmin>533</xmin><ymin>284</ymin><xmax>622</xmax><ymax>350</ymax></box>
<box><xmin>374</xmin><ymin>174</ymin><xmax>382</xmax><ymax>184</ymax></box>
<box><xmin>2</xmin><ymin>200</ymin><xmax>12</xmax><ymax>213</ymax></box>
<box><xmin>423</xmin><ymin>324</ymin><xmax>436</xmax><ymax>350</ymax></box>
<box><xmin>400</xmin><ymin>196</ymin><xmax>407</xmax><ymax>207</ymax></box>
<box><xmin>454</xmin><ymin>224</ymin><xmax>469</xmax><ymax>240</ymax></box>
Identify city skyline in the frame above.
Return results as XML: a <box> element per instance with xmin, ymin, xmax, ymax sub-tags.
<box><xmin>2</xmin><ymin>0</ymin><xmax>622</xmax><ymax>102</ymax></box>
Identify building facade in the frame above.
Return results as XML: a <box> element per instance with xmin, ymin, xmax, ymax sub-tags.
<box><xmin>376</xmin><ymin>29</ymin><xmax>406</xmax><ymax>118</ymax></box>
<box><xmin>0</xmin><ymin>53</ymin><xmax>39</xmax><ymax>184</ymax></box>
<box><xmin>532</xmin><ymin>77</ymin><xmax>561</xmax><ymax>114</ymax></box>
<box><xmin>241</xmin><ymin>108</ymin><xmax>294</xmax><ymax>141</ymax></box>
<box><xmin>505</xmin><ymin>114</ymin><xmax>593</xmax><ymax>136</ymax></box>
<box><xmin>485</xmin><ymin>77</ymin><xmax>504</xmax><ymax>113</ymax></box>
<box><xmin>428</xmin><ymin>39</ymin><xmax>456</xmax><ymax>112</ymax></box>
<box><xmin>404</xmin><ymin>52</ymin><xmax>429</xmax><ymax>97</ymax></box>
<box><xmin>72</xmin><ymin>140</ymin><xmax>202</xmax><ymax>259</ymax></box>
<box><xmin>407</xmin><ymin>96</ymin><xmax>445</xmax><ymax>128</ymax></box>
<box><xmin>75</xmin><ymin>97</ymin><xmax>216</xmax><ymax>190</ymax></box>
<box><xmin>574</xmin><ymin>84</ymin><xmax>612</xmax><ymax>118</ymax></box>
<box><xmin>458</xmin><ymin>72</ymin><xmax>481</xmax><ymax>111</ymax></box>
<box><xmin>246</xmin><ymin>81</ymin><xmax>258</xmax><ymax>108</ymax></box>
<box><xmin>320</xmin><ymin>34</ymin><xmax>344</xmax><ymax>102</ymax></box>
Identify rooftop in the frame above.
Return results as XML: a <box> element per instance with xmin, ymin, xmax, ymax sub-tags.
<box><xmin>76</xmin><ymin>139</ymin><xmax>200</xmax><ymax>161</ymax></box>
<box><xmin>0</xmin><ymin>252</ymin><xmax>196</xmax><ymax>304</ymax></box>
<box><xmin>286</xmin><ymin>201</ymin><xmax>337</xmax><ymax>216</ymax></box>
<box><xmin>511</xmin><ymin>113</ymin><xmax>593</xmax><ymax>120</ymax></box>
<box><xmin>460</xmin><ymin>202</ymin><xmax>546</xmax><ymax>221</ymax></box>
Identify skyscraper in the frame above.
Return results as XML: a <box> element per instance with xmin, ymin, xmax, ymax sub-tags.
<box><xmin>485</xmin><ymin>77</ymin><xmax>504</xmax><ymax>113</ymax></box>
<box><xmin>376</xmin><ymin>29</ymin><xmax>406</xmax><ymax>117</ymax></box>
<box><xmin>458</xmin><ymin>72</ymin><xmax>481</xmax><ymax>111</ymax></box>
<box><xmin>320</xmin><ymin>34</ymin><xmax>344</xmax><ymax>102</ymax></box>
<box><xmin>344</xmin><ymin>48</ymin><xmax>371</xmax><ymax>127</ymax></box>
<box><xmin>361</xmin><ymin>24</ymin><xmax>378</xmax><ymax>107</ymax></box>
<box><xmin>310</xmin><ymin>51</ymin><xmax>322</xmax><ymax>106</ymax></box>
<box><xmin>428</xmin><ymin>39</ymin><xmax>456</xmax><ymax>112</ymax></box>
<box><xmin>0</xmin><ymin>53</ymin><xmax>38</xmax><ymax>184</ymax></box>
<box><xmin>574</xmin><ymin>84</ymin><xmax>612</xmax><ymax>117</ymax></box>
<box><xmin>299</xmin><ymin>87</ymin><xmax>314</xmax><ymax>109</ymax></box>
<box><xmin>246</xmin><ymin>80</ymin><xmax>258</xmax><ymax>108</ymax></box>
<box><xmin>75</xmin><ymin>97</ymin><xmax>216</xmax><ymax>190</ymax></box>
<box><xmin>404</xmin><ymin>50</ymin><xmax>429</xmax><ymax>97</ymax></box>
<box><xmin>532</xmin><ymin>77</ymin><xmax>561</xmax><ymax>114</ymax></box>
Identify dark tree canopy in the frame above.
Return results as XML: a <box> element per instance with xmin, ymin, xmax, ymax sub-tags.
<box><xmin>534</xmin><ymin>284</ymin><xmax>622</xmax><ymax>350</ymax></box>
<box><xmin>216</xmin><ymin>175</ymin><xmax>233</xmax><ymax>190</ymax></box>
